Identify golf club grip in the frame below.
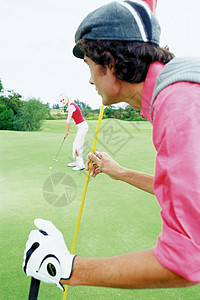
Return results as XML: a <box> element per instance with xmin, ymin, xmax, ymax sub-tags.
<box><xmin>28</xmin><ymin>277</ymin><xmax>40</xmax><ymax>300</ymax></box>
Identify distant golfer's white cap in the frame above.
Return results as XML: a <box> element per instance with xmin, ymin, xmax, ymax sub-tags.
<box><xmin>59</xmin><ymin>94</ymin><xmax>69</xmax><ymax>103</ymax></box>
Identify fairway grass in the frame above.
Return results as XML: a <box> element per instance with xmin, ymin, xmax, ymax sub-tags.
<box><xmin>0</xmin><ymin>119</ymin><xmax>200</xmax><ymax>299</ymax></box>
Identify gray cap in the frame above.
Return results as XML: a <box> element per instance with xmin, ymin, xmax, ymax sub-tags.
<box><xmin>73</xmin><ymin>0</ymin><xmax>161</xmax><ymax>59</ymax></box>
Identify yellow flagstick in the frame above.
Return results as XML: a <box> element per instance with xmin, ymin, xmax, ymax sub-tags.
<box><xmin>62</xmin><ymin>104</ymin><xmax>104</xmax><ymax>300</ymax></box>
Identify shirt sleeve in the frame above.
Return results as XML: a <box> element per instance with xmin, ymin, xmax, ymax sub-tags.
<box><xmin>66</xmin><ymin>105</ymin><xmax>76</xmax><ymax>124</ymax></box>
<box><xmin>153</xmin><ymin>82</ymin><xmax>200</xmax><ymax>282</ymax></box>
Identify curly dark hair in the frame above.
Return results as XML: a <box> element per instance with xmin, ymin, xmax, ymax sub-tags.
<box><xmin>77</xmin><ymin>39</ymin><xmax>175</xmax><ymax>83</ymax></box>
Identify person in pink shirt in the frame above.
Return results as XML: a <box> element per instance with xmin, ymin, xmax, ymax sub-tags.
<box><xmin>59</xmin><ymin>94</ymin><xmax>89</xmax><ymax>171</ymax></box>
<box><xmin>23</xmin><ymin>0</ymin><xmax>200</xmax><ymax>293</ymax></box>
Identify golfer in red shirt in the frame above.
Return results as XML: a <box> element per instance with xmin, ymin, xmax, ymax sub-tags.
<box><xmin>59</xmin><ymin>94</ymin><xmax>89</xmax><ymax>171</ymax></box>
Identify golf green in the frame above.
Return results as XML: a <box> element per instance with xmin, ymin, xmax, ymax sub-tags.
<box><xmin>0</xmin><ymin>120</ymin><xmax>199</xmax><ymax>299</ymax></box>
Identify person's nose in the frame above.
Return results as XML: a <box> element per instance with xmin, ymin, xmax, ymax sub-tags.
<box><xmin>89</xmin><ymin>76</ymin><xmax>94</xmax><ymax>85</ymax></box>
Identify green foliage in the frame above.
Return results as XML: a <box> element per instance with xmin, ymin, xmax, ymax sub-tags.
<box><xmin>0</xmin><ymin>91</ymin><xmax>23</xmax><ymax>114</ymax></box>
<box><xmin>45</xmin><ymin>104</ymin><xmax>54</xmax><ymax>120</ymax></box>
<box><xmin>63</xmin><ymin>105</ymin><xmax>68</xmax><ymax>113</ymax></box>
<box><xmin>47</xmin><ymin>108</ymin><xmax>67</xmax><ymax>120</ymax></box>
<box><xmin>81</xmin><ymin>108</ymin><xmax>92</xmax><ymax>117</ymax></box>
<box><xmin>103</xmin><ymin>105</ymin><xmax>146</xmax><ymax>121</ymax></box>
<box><xmin>0</xmin><ymin>103</ymin><xmax>7</xmax><ymax>113</ymax></box>
<box><xmin>0</xmin><ymin>83</ymin><xmax>22</xmax><ymax>130</ymax></box>
<box><xmin>0</xmin><ymin>79</ymin><xmax>51</xmax><ymax>131</ymax></box>
<box><xmin>13</xmin><ymin>99</ymin><xmax>49</xmax><ymax>131</ymax></box>
<box><xmin>84</xmin><ymin>114</ymin><xmax>100</xmax><ymax>120</ymax></box>
<box><xmin>0</xmin><ymin>80</ymin><xmax>146</xmax><ymax>131</ymax></box>
<box><xmin>0</xmin><ymin>80</ymin><xmax>25</xmax><ymax>130</ymax></box>
<box><xmin>103</xmin><ymin>106</ymin><xmax>115</xmax><ymax>118</ymax></box>
<box><xmin>74</xmin><ymin>98</ymin><xmax>91</xmax><ymax>110</ymax></box>
<box><xmin>0</xmin><ymin>108</ymin><xmax>14</xmax><ymax>130</ymax></box>
<box><xmin>122</xmin><ymin>105</ymin><xmax>146</xmax><ymax>121</ymax></box>
<box><xmin>50</xmin><ymin>101</ymin><xmax>147</xmax><ymax>121</ymax></box>
<box><xmin>0</xmin><ymin>78</ymin><xmax>3</xmax><ymax>93</ymax></box>
<box><xmin>52</xmin><ymin>103</ymin><xmax>60</xmax><ymax>109</ymax></box>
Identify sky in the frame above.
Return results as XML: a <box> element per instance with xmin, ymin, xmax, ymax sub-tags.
<box><xmin>0</xmin><ymin>0</ymin><xmax>200</xmax><ymax>109</ymax></box>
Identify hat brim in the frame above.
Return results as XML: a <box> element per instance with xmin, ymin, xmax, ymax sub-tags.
<box><xmin>73</xmin><ymin>45</ymin><xmax>84</xmax><ymax>59</ymax></box>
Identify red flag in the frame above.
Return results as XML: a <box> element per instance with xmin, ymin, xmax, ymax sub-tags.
<box><xmin>143</xmin><ymin>0</ymin><xmax>157</xmax><ymax>14</ymax></box>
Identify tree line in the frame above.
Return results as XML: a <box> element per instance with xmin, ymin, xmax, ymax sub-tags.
<box><xmin>0</xmin><ymin>78</ymin><xmax>146</xmax><ymax>131</ymax></box>
<box><xmin>52</xmin><ymin>99</ymin><xmax>146</xmax><ymax>121</ymax></box>
<box><xmin>0</xmin><ymin>79</ymin><xmax>49</xmax><ymax>131</ymax></box>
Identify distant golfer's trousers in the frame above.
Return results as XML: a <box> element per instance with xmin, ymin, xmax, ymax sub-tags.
<box><xmin>73</xmin><ymin>120</ymin><xmax>88</xmax><ymax>158</ymax></box>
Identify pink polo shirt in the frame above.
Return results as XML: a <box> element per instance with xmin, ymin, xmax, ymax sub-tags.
<box><xmin>141</xmin><ymin>62</ymin><xmax>200</xmax><ymax>282</ymax></box>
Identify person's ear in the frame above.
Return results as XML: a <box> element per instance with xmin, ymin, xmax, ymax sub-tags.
<box><xmin>109</xmin><ymin>58</ymin><xmax>116</xmax><ymax>74</ymax></box>
<box><xmin>105</xmin><ymin>51</ymin><xmax>115</xmax><ymax>73</ymax></box>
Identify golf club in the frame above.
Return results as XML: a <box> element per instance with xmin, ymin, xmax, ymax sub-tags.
<box><xmin>53</xmin><ymin>137</ymin><xmax>66</xmax><ymax>162</ymax></box>
<box><xmin>28</xmin><ymin>278</ymin><xmax>40</xmax><ymax>300</ymax></box>
<box><xmin>27</xmin><ymin>231</ymin><xmax>48</xmax><ymax>299</ymax></box>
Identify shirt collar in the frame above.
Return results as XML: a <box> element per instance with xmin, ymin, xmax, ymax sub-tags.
<box><xmin>141</xmin><ymin>62</ymin><xmax>165</xmax><ymax>123</ymax></box>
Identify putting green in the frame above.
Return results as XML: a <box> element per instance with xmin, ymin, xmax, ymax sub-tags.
<box><xmin>0</xmin><ymin>120</ymin><xmax>199</xmax><ymax>299</ymax></box>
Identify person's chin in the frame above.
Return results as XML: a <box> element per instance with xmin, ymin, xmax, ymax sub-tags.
<box><xmin>103</xmin><ymin>97</ymin><xmax>121</xmax><ymax>107</ymax></box>
<box><xmin>102</xmin><ymin>99</ymin><xmax>110</xmax><ymax>106</ymax></box>
<box><xmin>101</xmin><ymin>96</ymin><xmax>112</xmax><ymax>106</ymax></box>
